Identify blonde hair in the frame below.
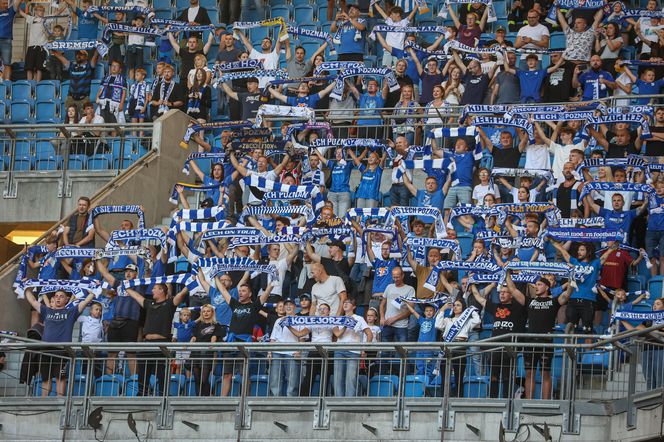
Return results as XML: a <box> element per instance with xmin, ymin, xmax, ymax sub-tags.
<box><xmin>199</xmin><ymin>304</ymin><xmax>218</xmax><ymax>324</ymax></box>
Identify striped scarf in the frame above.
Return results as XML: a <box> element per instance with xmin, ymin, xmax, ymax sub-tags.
<box><xmin>404</xmin><ymin>39</ymin><xmax>448</xmax><ymax>59</ymax></box>
<box><xmin>445</xmin><ymin>40</ymin><xmax>500</xmax><ymax>56</ymax></box>
<box><xmin>254</xmin><ymin>104</ymin><xmax>315</xmax><ymax>128</ymax></box>
<box><xmin>101</xmin><ymin>23</ymin><xmax>161</xmax><ymax>44</ymax></box>
<box><xmin>86</xmin><ymin>205</ymin><xmax>145</xmax><ymax>233</ymax></box>
<box><xmin>611</xmin><ymin>309</ymin><xmax>664</xmax><ymax>324</ymax></box>
<box><xmin>314</xmin><ymin>61</ymin><xmax>364</xmax><ymax>76</ymax></box>
<box><xmin>392</xmin><ymin>206</ymin><xmax>447</xmax><ymax>239</ymax></box>
<box><xmin>449</xmin><ymin>204</ymin><xmax>501</xmax><ymax>221</ymax></box>
<box><xmin>232</xmin><ymin>18</ymin><xmax>288</xmax><ymax>41</ymax></box>
<box><xmin>15</xmin><ymin>278</ymin><xmax>106</xmax><ymax>299</ymax></box>
<box><xmin>494</xmin><ymin>202</ymin><xmax>561</xmax><ymax>226</ymax></box>
<box><xmin>369</xmin><ymin>25</ymin><xmax>446</xmax><ymax>41</ymax></box>
<box><xmin>108</xmin><ymin>228</ymin><xmax>167</xmax><ymax>249</ymax></box>
<box><xmin>582</xmin><ymin>114</ymin><xmax>651</xmax><ymax>140</ymax></box>
<box><xmin>406</xmin><ymin>237</ymin><xmax>461</xmax><ymax>258</ymax></box>
<box><xmin>182</xmin><ymin>153</ymin><xmax>226</xmax><ymax>175</ymax></box>
<box><xmin>229</xmin><ymin>234</ymin><xmax>302</xmax><ymax>248</ymax></box>
<box><xmin>15</xmin><ymin>245</ymin><xmax>49</xmax><ymax>290</ymax></box>
<box><xmin>182</xmin><ymin>120</ymin><xmax>253</xmax><ymax>147</ymax></box>
<box><xmin>503</xmin><ymin>261</ymin><xmax>594</xmax><ymax>285</ymax></box>
<box><xmin>468</xmin><ymin>272</ymin><xmax>540</xmax><ymax>284</ymax></box>
<box><xmin>94</xmin><ymin>246</ymin><xmax>150</xmax><ymax>261</ymax></box>
<box><xmin>119</xmin><ymin>274</ymin><xmax>196</xmax><ymax>296</ymax></box>
<box><xmin>345</xmin><ymin>207</ymin><xmax>392</xmax><ymax>223</ymax></box>
<box><xmin>240</xmin><ymin>204</ymin><xmax>316</xmax><ymax>224</ymax></box>
<box><xmin>472</xmin><ymin>116</ymin><xmax>535</xmax><ymax>143</ymax></box>
<box><xmin>193</xmin><ymin>257</ymin><xmax>279</xmax><ymax>282</ymax></box>
<box><xmin>51</xmin><ymin>247</ymin><xmax>98</xmax><ymax>259</ymax></box>
<box><xmin>243</xmin><ymin>175</ymin><xmax>324</xmax><ymax>211</ymax></box>
<box><xmin>579</xmin><ymin>182</ymin><xmax>654</xmax><ymax>204</ymax></box>
<box><xmin>331</xmin><ymin>68</ymin><xmax>399</xmax><ymax>100</ymax></box>
<box><xmin>86</xmin><ymin>5</ymin><xmax>152</xmax><ymax>17</ymax></box>
<box><xmin>596</xmin><ymin>245</ymin><xmax>653</xmax><ymax>270</ymax></box>
<box><xmin>212</xmin><ymin>69</ymin><xmax>288</xmax><ymax>89</ymax></box>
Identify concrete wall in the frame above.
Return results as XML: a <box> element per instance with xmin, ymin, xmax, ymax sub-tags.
<box><xmin>0</xmin><ymin>110</ymin><xmax>193</xmax><ymax>334</ymax></box>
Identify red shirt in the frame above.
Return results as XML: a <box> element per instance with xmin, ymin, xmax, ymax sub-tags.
<box><xmin>599</xmin><ymin>250</ymin><xmax>633</xmax><ymax>289</ymax></box>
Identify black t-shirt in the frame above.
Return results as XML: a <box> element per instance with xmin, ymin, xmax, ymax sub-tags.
<box><xmin>142</xmin><ymin>298</ymin><xmax>177</xmax><ymax>338</ymax></box>
<box><xmin>606</xmin><ymin>142</ymin><xmax>628</xmax><ymax>159</ymax></box>
<box><xmin>646</xmin><ymin>126</ymin><xmax>664</xmax><ymax>157</ymax></box>
<box><xmin>179</xmin><ymin>49</ymin><xmax>204</xmax><ymax>79</ymax></box>
<box><xmin>193</xmin><ymin>321</ymin><xmax>225</xmax><ymax>343</ymax></box>
<box><xmin>237</xmin><ymin>92</ymin><xmax>263</xmax><ymax>120</ymax></box>
<box><xmin>151</xmin><ymin>80</ymin><xmax>185</xmax><ymax>116</ymax></box>
<box><xmin>228</xmin><ymin>297</ymin><xmax>263</xmax><ymax>336</ymax></box>
<box><xmin>461</xmin><ymin>73</ymin><xmax>490</xmax><ymax>105</ymax></box>
<box><xmin>555</xmin><ymin>181</ymin><xmax>578</xmax><ymax>218</ymax></box>
<box><xmin>542</xmin><ymin>65</ymin><xmax>573</xmax><ymax>103</ymax></box>
<box><xmin>485</xmin><ymin>298</ymin><xmax>527</xmax><ymax>336</ymax></box>
<box><xmin>527</xmin><ymin>296</ymin><xmax>561</xmax><ymax>334</ymax></box>
<box><xmin>491</xmin><ymin>146</ymin><xmax>522</xmax><ymax>168</ymax></box>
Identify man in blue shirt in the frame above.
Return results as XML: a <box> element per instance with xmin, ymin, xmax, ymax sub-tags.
<box><xmin>572</xmin><ymin>54</ymin><xmax>616</xmax><ymax>101</ymax></box>
<box><xmin>330</xmin><ymin>4</ymin><xmax>366</xmax><ymax>61</ymax></box>
<box><xmin>0</xmin><ymin>0</ymin><xmax>20</xmax><ymax>80</ymax></box>
<box><xmin>268</xmin><ymin>81</ymin><xmax>335</xmax><ymax>108</ymax></box>
<box><xmin>349</xmin><ymin>79</ymin><xmax>388</xmax><ymax>139</ymax></box>
<box><xmin>552</xmin><ymin>240</ymin><xmax>615</xmax><ymax>333</ymax></box>
<box><xmin>586</xmin><ymin>192</ymin><xmax>648</xmax><ymax>242</ymax></box>
<box><xmin>366</xmin><ymin>235</ymin><xmax>400</xmax><ymax>306</ymax></box>
<box><xmin>403</xmin><ymin>174</ymin><xmax>447</xmax><ymax>224</ymax></box>
<box><xmin>647</xmin><ymin>181</ymin><xmax>664</xmax><ymax>275</ymax></box>
<box><xmin>25</xmin><ymin>287</ymin><xmax>96</xmax><ymax>395</ymax></box>
<box><xmin>53</xmin><ymin>49</ymin><xmax>99</xmax><ymax>113</ymax></box>
<box><xmin>64</xmin><ymin>0</ymin><xmax>108</xmax><ymax>40</ymax></box>
<box><xmin>438</xmin><ymin>138</ymin><xmax>478</xmax><ymax>220</ymax></box>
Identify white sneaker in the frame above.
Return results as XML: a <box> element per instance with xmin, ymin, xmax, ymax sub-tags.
<box><xmin>514</xmin><ymin>386</ymin><xmax>524</xmax><ymax>399</ymax></box>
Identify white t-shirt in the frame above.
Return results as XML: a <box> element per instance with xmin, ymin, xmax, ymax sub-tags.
<box><xmin>271</xmin><ymin>316</ymin><xmax>303</xmax><ymax>355</ymax></box>
<box><xmin>78</xmin><ymin>315</ymin><xmax>104</xmax><ymax>343</ymax></box>
<box><xmin>365</xmin><ymin>324</ymin><xmax>381</xmax><ymax>342</ymax></box>
<box><xmin>516</xmin><ymin>24</ymin><xmax>550</xmax><ymax>60</ymax></box>
<box><xmin>249</xmin><ymin>48</ymin><xmax>280</xmax><ymax>88</ymax></box>
<box><xmin>382</xmin><ymin>283</ymin><xmax>414</xmax><ymax>328</ymax></box>
<box><xmin>385</xmin><ymin>17</ymin><xmax>410</xmax><ymax>50</ymax></box>
<box><xmin>187</xmin><ymin>66</ymin><xmax>212</xmax><ymax>86</ymax></box>
<box><xmin>312</xmin><ymin>275</ymin><xmax>346</xmax><ymax>315</ymax></box>
<box><xmin>336</xmin><ymin>314</ymin><xmax>370</xmax><ymax>353</ymax></box>
<box><xmin>508</xmin><ymin>187</ymin><xmax>538</xmax><ymax>203</ymax></box>
<box><xmin>187</xmin><ymin>5</ymin><xmax>200</xmax><ymax>23</ymax></box>
<box><xmin>26</xmin><ymin>15</ymin><xmax>48</xmax><ymax>47</ymax></box>
<box><xmin>472</xmin><ymin>183</ymin><xmax>497</xmax><ymax>203</ymax></box>
<box><xmin>524</xmin><ymin>143</ymin><xmax>551</xmax><ymax>170</ymax></box>
<box><xmin>269</xmin><ymin>258</ymin><xmax>289</xmax><ymax>297</ymax></box>
<box><xmin>310</xmin><ymin>321</ymin><xmax>334</xmax><ymax>343</ymax></box>
<box><xmin>614</xmin><ymin>72</ymin><xmax>633</xmax><ymax>107</ymax></box>
<box><xmin>549</xmin><ymin>140</ymin><xmax>585</xmax><ymax>182</ymax></box>
<box><xmin>639</xmin><ymin>18</ymin><xmax>659</xmax><ymax>54</ymax></box>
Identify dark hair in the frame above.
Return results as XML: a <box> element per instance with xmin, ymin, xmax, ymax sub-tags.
<box><xmin>275</xmin><ymin>216</ymin><xmax>291</xmax><ymax>226</ymax></box>
<box><xmin>453</xmin><ymin>297</ymin><xmax>467</xmax><ymax>316</ymax></box>
<box><xmin>78</xmin><ymin>196</ymin><xmax>90</xmax><ymax>204</ymax></box>
<box><xmin>83</xmin><ymin>101</ymin><xmax>94</xmax><ymax>109</ymax></box>
<box><xmin>209</xmin><ymin>162</ymin><xmax>225</xmax><ymax>180</ymax></box>
<box><xmin>155</xmin><ymin>283</ymin><xmax>169</xmax><ymax>295</ymax></box>
<box><xmin>295</xmin><ymin>45</ymin><xmax>305</xmax><ymax>53</ymax></box>
<box><xmin>390</xmin><ymin>6</ymin><xmax>404</xmax><ymax>15</ymax></box>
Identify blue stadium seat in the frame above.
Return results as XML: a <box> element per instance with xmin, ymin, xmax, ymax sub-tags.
<box><xmin>0</xmin><ymin>82</ymin><xmax>8</xmax><ymax>99</ymax></box>
<box><xmin>270</xmin><ymin>0</ymin><xmax>287</xmax><ymax>5</ymax></box>
<box><xmin>550</xmin><ymin>33</ymin><xmax>565</xmax><ymax>49</ymax></box>
<box><xmin>153</xmin><ymin>0</ymin><xmax>172</xmax><ymax>9</ymax></box>
<box><xmin>250</xmin><ymin>26</ymin><xmax>271</xmax><ymax>42</ymax></box>
<box><xmin>35</xmin><ymin>141</ymin><xmax>62</xmax><ymax>170</ymax></box>
<box><xmin>463</xmin><ymin>375</ymin><xmax>489</xmax><ymax>398</ymax></box>
<box><xmin>208</xmin><ymin>9</ymin><xmax>220</xmax><ymax>24</ymax></box>
<box><xmin>404</xmin><ymin>375</ymin><xmax>426</xmax><ymax>397</ymax></box>
<box><xmin>270</xmin><ymin>5</ymin><xmax>291</xmax><ymax>21</ymax></box>
<box><xmin>90</xmin><ymin>80</ymin><xmax>102</xmax><ymax>99</ymax></box>
<box><xmin>320</xmin><ymin>21</ymin><xmax>333</xmax><ymax>35</ymax></box>
<box><xmin>457</xmin><ymin>232</ymin><xmax>474</xmax><ymax>259</ymax></box>
<box><xmin>0</xmin><ymin>101</ymin><xmax>5</xmax><ymax>122</ymax></box>
<box><xmin>292</xmin><ymin>0</ymin><xmax>310</xmax><ymax>6</ymax></box>
<box><xmin>363</xmin><ymin>55</ymin><xmax>377</xmax><ymax>68</ymax></box>
<box><xmin>368</xmin><ymin>375</ymin><xmax>398</xmax><ymax>397</ymax></box>
<box><xmin>60</xmin><ymin>81</ymin><xmax>70</xmax><ymax>100</ymax></box>
<box><xmin>648</xmin><ymin>276</ymin><xmax>664</xmax><ymax>300</ymax></box>
<box><xmin>627</xmin><ymin>275</ymin><xmax>643</xmax><ymax>293</ymax></box>
<box><xmin>301</xmin><ymin>41</ymin><xmax>321</xmax><ymax>57</ymax></box>
<box><xmin>87</xmin><ymin>154</ymin><xmax>113</xmax><ymax>170</ymax></box>
<box><xmin>493</xmin><ymin>1</ymin><xmax>507</xmax><ymax>18</ymax></box>
<box><xmin>124</xmin><ymin>374</ymin><xmax>139</xmax><ymax>396</ymax></box>
<box><xmin>116</xmin><ymin>153</ymin><xmax>140</xmax><ymax>169</ymax></box>
<box><xmin>68</xmin><ymin>154</ymin><xmax>88</xmax><ymax>170</ymax></box>
<box><xmin>175</xmin><ymin>0</ymin><xmax>189</xmax><ymax>9</ymax></box>
<box><xmin>168</xmin><ymin>374</ymin><xmax>186</xmax><ymax>396</ymax></box>
<box><xmin>36</xmin><ymin>100</ymin><xmax>59</xmax><ymax>123</ymax></box>
<box><xmin>10</xmin><ymin>100</ymin><xmax>32</xmax><ymax>123</ymax></box>
<box><xmin>200</xmin><ymin>0</ymin><xmax>215</xmax><ymax>8</ymax></box>
<box><xmin>249</xmin><ymin>374</ymin><xmax>269</xmax><ymax>396</ymax></box>
<box><xmin>154</xmin><ymin>9</ymin><xmax>173</xmax><ymax>20</ymax></box>
<box><xmin>36</xmin><ymin>80</ymin><xmax>60</xmax><ymax>100</ymax></box>
<box><xmin>11</xmin><ymin>80</ymin><xmax>33</xmax><ymax>101</ymax></box>
<box><xmin>415</xmin><ymin>1</ymin><xmax>434</xmax><ymax>21</ymax></box>
<box><xmin>94</xmin><ymin>374</ymin><xmax>124</xmax><ymax>396</ymax></box>
<box><xmin>294</xmin><ymin>5</ymin><xmax>314</xmax><ymax>24</ymax></box>
<box><xmin>317</xmin><ymin>5</ymin><xmax>328</xmax><ymax>21</ymax></box>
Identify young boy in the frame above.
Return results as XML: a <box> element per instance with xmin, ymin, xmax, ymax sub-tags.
<box><xmin>20</xmin><ymin>2</ymin><xmax>48</xmax><ymax>81</ymax></box>
<box><xmin>405</xmin><ymin>303</ymin><xmax>439</xmax><ymax>379</ymax></box>
<box><xmin>78</xmin><ymin>301</ymin><xmax>104</xmax><ymax>378</ymax></box>
<box><xmin>66</xmin><ymin>0</ymin><xmax>108</xmax><ymax>42</ymax></box>
<box><xmin>45</xmin><ymin>24</ymin><xmax>66</xmax><ymax>80</ymax></box>
<box><xmin>372</xmin><ymin>3</ymin><xmax>417</xmax><ymax>67</ymax></box>
<box><xmin>108</xmin><ymin>11</ymin><xmax>126</xmax><ymax>67</ymax></box>
<box><xmin>502</xmin><ymin>53</ymin><xmax>565</xmax><ymax>103</ymax></box>
<box><xmin>621</xmin><ymin>66</ymin><xmax>664</xmax><ymax>105</ymax></box>
<box><xmin>127</xmin><ymin>68</ymin><xmax>150</xmax><ymax>128</ymax></box>
<box><xmin>125</xmin><ymin>15</ymin><xmax>145</xmax><ymax>80</ymax></box>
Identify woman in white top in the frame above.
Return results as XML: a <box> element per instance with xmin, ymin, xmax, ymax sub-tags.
<box><xmin>187</xmin><ymin>53</ymin><xmax>213</xmax><ymax>88</ymax></box>
<box><xmin>472</xmin><ymin>167</ymin><xmax>498</xmax><ymax>204</ymax></box>
<box><xmin>332</xmin><ymin>298</ymin><xmax>373</xmax><ymax>397</ymax></box>
<box><xmin>595</xmin><ymin>22</ymin><xmax>623</xmax><ymax>77</ymax></box>
<box><xmin>435</xmin><ymin>298</ymin><xmax>481</xmax><ymax>397</ymax></box>
<box><xmin>442</xmin><ymin>64</ymin><xmax>465</xmax><ymax>106</ymax></box>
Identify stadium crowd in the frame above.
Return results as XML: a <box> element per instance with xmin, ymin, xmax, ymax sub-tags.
<box><xmin>6</xmin><ymin>0</ymin><xmax>664</xmax><ymax>400</ymax></box>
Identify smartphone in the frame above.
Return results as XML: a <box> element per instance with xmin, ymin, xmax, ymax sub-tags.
<box><xmin>578</xmin><ymin>64</ymin><xmax>588</xmax><ymax>71</ymax></box>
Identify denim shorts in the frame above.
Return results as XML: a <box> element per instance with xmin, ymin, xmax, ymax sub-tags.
<box><xmin>0</xmin><ymin>38</ymin><xmax>12</xmax><ymax>66</ymax></box>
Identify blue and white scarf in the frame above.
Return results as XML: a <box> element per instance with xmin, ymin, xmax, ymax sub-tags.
<box><xmin>240</xmin><ymin>204</ymin><xmax>316</xmax><ymax>224</ymax></box>
<box><xmin>182</xmin><ymin>153</ymin><xmax>226</xmax><ymax>175</ymax></box>
<box><xmin>582</xmin><ymin>114</ymin><xmax>651</xmax><ymax>140</ymax></box>
<box><xmin>86</xmin><ymin>205</ymin><xmax>145</xmax><ymax>233</ymax></box>
<box><xmin>44</xmin><ymin>40</ymin><xmax>108</xmax><ymax>58</ymax></box>
<box><xmin>263</xmin><ymin>190</ymin><xmax>314</xmax><ymax>201</ymax></box>
<box><xmin>214</xmin><ymin>59</ymin><xmax>264</xmax><ymax>72</ymax></box>
<box><xmin>345</xmin><ymin>207</ymin><xmax>392</xmax><ymax>223</ymax></box>
<box><xmin>286</xmin><ymin>25</ymin><xmax>336</xmax><ymax>55</ymax></box>
<box><xmin>232</xmin><ymin>18</ymin><xmax>288</xmax><ymax>41</ymax></box>
<box><xmin>369</xmin><ymin>25</ymin><xmax>446</xmax><ymax>41</ymax></box>
<box><xmin>229</xmin><ymin>234</ymin><xmax>302</xmax><ymax>248</ymax></box>
<box><xmin>430</xmin><ymin>126</ymin><xmax>478</xmax><ymax>139</ymax></box>
<box><xmin>331</xmin><ymin>67</ymin><xmax>399</xmax><ymax>100</ymax></box>
<box><xmin>445</xmin><ymin>40</ymin><xmax>500</xmax><ymax>56</ymax></box>
<box><xmin>266</xmin><ymin>75</ymin><xmax>337</xmax><ymax>93</ymax></box>
<box><xmin>15</xmin><ymin>245</ymin><xmax>49</xmax><ymax>289</ymax></box>
<box><xmin>200</xmin><ymin>227</ymin><xmax>262</xmax><ymax>241</ymax></box>
<box><xmin>311</xmin><ymin>137</ymin><xmax>389</xmax><ymax>151</ymax></box>
<box><xmin>406</xmin><ymin>237</ymin><xmax>462</xmax><ymax>258</ymax></box>
<box><xmin>108</xmin><ymin>228</ymin><xmax>167</xmax><ymax>249</ymax></box>
<box><xmin>101</xmin><ymin>23</ymin><xmax>162</xmax><ymax>44</ymax></box>
<box><xmin>193</xmin><ymin>257</ymin><xmax>279</xmax><ymax>282</ymax></box>
<box><xmin>399</xmin><ymin>292</ymin><xmax>451</xmax><ymax>305</ymax></box>
<box><xmin>254</xmin><ymin>104</ymin><xmax>316</xmax><ymax>127</ymax></box>
<box><xmin>169</xmin><ymin>182</ymin><xmax>223</xmax><ymax>205</ymax></box>
<box><xmin>313</xmin><ymin>61</ymin><xmax>364</xmax><ymax>76</ymax></box>
<box><xmin>558</xmin><ymin>217</ymin><xmax>605</xmax><ymax>228</ymax></box>
<box><xmin>94</xmin><ymin>246</ymin><xmax>150</xmax><ymax>261</ymax></box>
<box><xmin>15</xmin><ymin>278</ymin><xmax>105</xmax><ymax>299</ymax></box>
<box><xmin>51</xmin><ymin>247</ymin><xmax>98</xmax><ymax>259</ymax></box>
<box><xmin>494</xmin><ymin>202</ymin><xmax>561</xmax><ymax>226</ymax></box>
<box><xmin>443</xmin><ymin>306</ymin><xmax>479</xmax><ymax>342</ymax></box>
<box><xmin>231</xmin><ymin>127</ymin><xmax>274</xmax><ymax>139</ymax></box>
<box><xmin>392</xmin><ymin>206</ymin><xmax>446</xmax><ymax>239</ymax></box>
<box><xmin>546</xmin><ymin>0</ymin><xmax>605</xmax><ymax>25</ymax></box>
<box><xmin>119</xmin><ymin>274</ymin><xmax>197</xmax><ymax>296</ymax></box>
<box><xmin>182</xmin><ymin>120</ymin><xmax>253</xmax><ymax>146</ymax></box>
<box><xmin>404</xmin><ymin>40</ymin><xmax>449</xmax><ymax>59</ymax></box>
<box><xmin>449</xmin><ymin>204</ymin><xmax>501</xmax><ymax>221</ymax></box>
<box><xmin>282</xmin><ymin>315</ymin><xmax>358</xmax><ymax>328</ymax></box>
<box><xmin>301</xmin><ymin>227</ymin><xmax>354</xmax><ymax>242</ymax></box>
<box><xmin>425</xmin><ymin>261</ymin><xmax>501</xmax><ymax>292</ymax></box>
<box><xmin>608</xmin><ymin>2</ymin><xmax>664</xmax><ymax>19</ymax></box>
<box><xmin>546</xmin><ymin>227</ymin><xmax>624</xmax><ymax>242</ymax></box>
<box><xmin>494</xmin><ymin>236</ymin><xmax>545</xmax><ymax>250</ymax></box>
<box><xmin>607</xmin><ymin>105</ymin><xmax>654</xmax><ymax>118</ymax></box>
<box><xmin>579</xmin><ymin>182</ymin><xmax>654</xmax><ymax>203</ymax></box>
<box><xmin>611</xmin><ymin>309</ymin><xmax>664</xmax><ymax>324</ymax></box>
<box><xmin>596</xmin><ymin>244</ymin><xmax>653</xmax><ymax>270</ymax></box>
<box><xmin>503</xmin><ymin>261</ymin><xmax>594</xmax><ymax>285</ymax></box>
<box><xmin>576</xmin><ymin>155</ymin><xmax>645</xmax><ymax>176</ymax></box>
<box><xmin>243</xmin><ymin>175</ymin><xmax>324</xmax><ymax>211</ymax></box>
<box><xmin>468</xmin><ymin>272</ymin><xmax>540</xmax><ymax>284</ymax></box>
<box><xmin>472</xmin><ymin>116</ymin><xmax>535</xmax><ymax>143</ymax></box>
<box><xmin>212</xmin><ymin>69</ymin><xmax>289</xmax><ymax>89</ymax></box>
<box><xmin>86</xmin><ymin>5</ymin><xmax>153</xmax><ymax>18</ymax></box>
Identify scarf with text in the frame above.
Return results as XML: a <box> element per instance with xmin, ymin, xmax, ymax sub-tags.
<box><xmin>108</xmin><ymin>228</ymin><xmax>167</xmax><ymax>249</ymax></box>
<box><xmin>232</xmin><ymin>18</ymin><xmax>287</xmax><ymax>41</ymax></box>
<box><xmin>546</xmin><ymin>0</ymin><xmax>605</xmax><ymax>25</ymax></box>
<box><xmin>212</xmin><ymin>69</ymin><xmax>288</xmax><ymax>89</ymax></box>
<box><xmin>51</xmin><ymin>247</ymin><xmax>98</xmax><ymax>259</ymax></box>
<box><xmin>369</xmin><ymin>25</ymin><xmax>446</xmax><ymax>41</ymax></box>
<box><xmin>449</xmin><ymin>204</ymin><xmax>502</xmax><ymax>221</ymax></box>
<box><xmin>596</xmin><ymin>244</ymin><xmax>652</xmax><ymax>269</ymax></box>
<box><xmin>118</xmin><ymin>274</ymin><xmax>196</xmax><ymax>296</ymax></box>
<box><xmin>331</xmin><ymin>67</ymin><xmax>399</xmax><ymax>100</ymax></box>
<box><xmin>494</xmin><ymin>202</ymin><xmax>561</xmax><ymax>226</ymax></box>
<box><xmin>282</xmin><ymin>315</ymin><xmax>358</xmax><ymax>328</ymax></box>
<box><xmin>181</xmin><ymin>120</ymin><xmax>252</xmax><ymax>146</ymax></box>
<box><xmin>169</xmin><ymin>182</ymin><xmax>222</xmax><ymax>205</ymax></box>
<box><xmin>182</xmin><ymin>153</ymin><xmax>226</xmax><ymax>175</ymax></box>
<box><xmin>578</xmin><ymin>182</ymin><xmax>654</xmax><ymax>204</ymax></box>
<box><xmin>392</xmin><ymin>206</ymin><xmax>447</xmax><ymax>239</ymax></box>
<box><xmin>243</xmin><ymin>174</ymin><xmax>324</xmax><ymax>211</ymax></box>
<box><xmin>494</xmin><ymin>236</ymin><xmax>545</xmax><ymax>250</ymax></box>
<box><xmin>15</xmin><ymin>245</ymin><xmax>49</xmax><ymax>290</ymax></box>
<box><xmin>468</xmin><ymin>272</ymin><xmax>541</xmax><ymax>284</ymax></box>
<box><xmin>608</xmin><ymin>2</ymin><xmax>664</xmax><ymax>19</ymax></box>
<box><xmin>254</xmin><ymin>104</ymin><xmax>315</xmax><ymax>127</ymax></box>
<box><xmin>44</xmin><ymin>40</ymin><xmax>108</xmax><ymax>58</ymax></box>
<box><xmin>611</xmin><ymin>309</ymin><xmax>664</xmax><ymax>324</ymax></box>
<box><xmin>472</xmin><ymin>116</ymin><xmax>535</xmax><ymax>143</ymax></box>
<box><xmin>86</xmin><ymin>205</ymin><xmax>145</xmax><ymax>233</ymax></box>
<box><xmin>200</xmin><ymin>227</ymin><xmax>263</xmax><ymax>241</ymax></box>
<box><xmin>286</xmin><ymin>25</ymin><xmax>336</xmax><ymax>55</ymax></box>
<box><xmin>443</xmin><ymin>306</ymin><xmax>480</xmax><ymax>343</ymax></box>
<box><xmin>558</xmin><ymin>217</ymin><xmax>605</xmax><ymax>228</ymax></box>
<box><xmin>86</xmin><ymin>5</ymin><xmax>153</xmax><ymax>17</ymax></box>
<box><xmin>406</xmin><ymin>237</ymin><xmax>461</xmax><ymax>258</ymax></box>
<box><xmin>425</xmin><ymin>260</ymin><xmax>501</xmax><ymax>291</ymax></box>
<box><xmin>231</xmin><ymin>127</ymin><xmax>273</xmax><ymax>139</ymax></box>
<box><xmin>229</xmin><ymin>234</ymin><xmax>302</xmax><ymax>248</ymax></box>
<box><xmin>214</xmin><ymin>59</ymin><xmax>264</xmax><ymax>73</ymax></box>
<box><xmin>404</xmin><ymin>39</ymin><xmax>449</xmax><ymax>59</ymax></box>
<box><xmin>503</xmin><ymin>261</ymin><xmax>595</xmax><ymax>285</ymax></box>
<box><xmin>546</xmin><ymin>227</ymin><xmax>625</xmax><ymax>242</ymax></box>
<box><xmin>194</xmin><ymin>257</ymin><xmax>279</xmax><ymax>282</ymax></box>
<box><xmin>582</xmin><ymin>114</ymin><xmax>651</xmax><ymax>139</ymax></box>
<box><xmin>240</xmin><ymin>204</ymin><xmax>315</xmax><ymax>224</ymax></box>
<box><xmin>94</xmin><ymin>246</ymin><xmax>150</xmax><ymax>261</ymax></box>
<box><xmin>101</xmin><ymin>23</ymin><xmax>161</xmax><ymax>44</ymax></box>
<box><xmin>15</xmin><ymin>278</ymin><xmax>105</xmax><ymax>299</ymax></box>
<box><xmin>313</xmin><ymin>61</ymin><xmax>365</xmax><ymax>75</ymax></box>
<box><xmin>445</xmin><ymin>40</ymin><xmax>500</xmax><ymax>56</ymax></box>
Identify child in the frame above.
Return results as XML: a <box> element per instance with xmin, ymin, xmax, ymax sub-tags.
<box><xmin>108</xmin><ymin>11</ymin><xmax>127</xmax><ymax>67</ymax></box>
<box><xmin>405</xmin><ymin>302</ymin><xmax>439</xmax><ymax>380</ymax></box>
<box><xmin>19</xmin><ymin>2</ymin><xmax>48</xmax><ymax>81</ymax></box>
<box><xmin>45</xmin><ymin>24</ymin><xmax>66</xmax><ymax>81</ymax></box>
<box><xmin>127</xmin><ymin>68</ymin><xmax>149</xmax><ymax>131</ymax></box>
<box><xmin>172</xmin><ymin>308</ymin><xmax>195</xmax><ymax>374</ymax></box>
<box><xmin>598</xmin><ymin>286</ymin><xmax>649</xmax><ymax>333</ymax></box>
<box><xmin>157</xmin><ymin>26</ymin><xmax>174</xmax><ymax>64</ymax></box>
<box><xmin>502</xmin><ymin>53</ymin><xmax>565</xmax><ymax>103</ymax></box>
<box><xmin>372</xmin><ymin>3</ymin><xmax>417</xmax><ymax>67</ymax></box>
<box><xmin>497</xmin><ymin>174</ymin><xmax>547</xmax><ymax>203</ymax></box>
<box><xmin>359</xmin><ymin>307</ymin><xmax>381</xmax><ymax>385</ymax></box>
<box><xmin>65</xmin><ymin>0</ymin><xmax>108</xmax><ymax>42</ymax></box>
<box><xmin>621</xmin><ymin>66</ymin><xmax>664</xmax><ymax>105</ymax></box>
<box><xmin>125</xmin><ymin>15</ymin><xmax>145</xmax><ymax>80</ymax></box>
<box><xmin>78</xmin><ymin>301</ymin><xmax>104</xmax><ymax>378</ymax></box>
